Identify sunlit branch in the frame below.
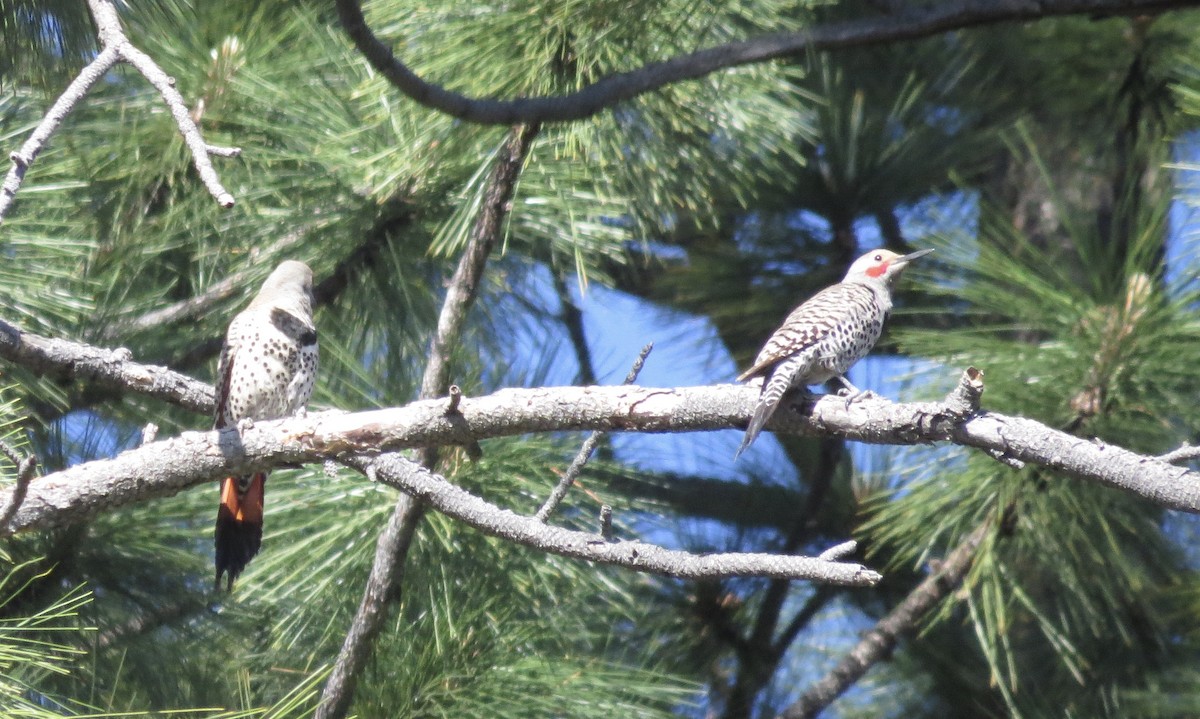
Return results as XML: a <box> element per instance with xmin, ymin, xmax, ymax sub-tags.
<box><xmin>0</xmin><ymin>0</ymin><xmax>240</xmax><ymax>221</ymax></box>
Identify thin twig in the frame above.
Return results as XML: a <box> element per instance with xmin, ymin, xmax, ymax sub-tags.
<box><xmin>317</xmin><ymin>123</ymin><xmax>541</xmax><ymax>719</ymax></box>
<box><xmin>535</xmin><ymin>342</ymin><xmax>653</xmax><ymax>522</ymax></box>
<box><xmin>102</xmin><ymin>228</ymin><xmax>309</xmax><ymax>339</ymax></box>
<box><xmin>335</xmin><ymin>0</ymin><xmax>1199</xmax><ymax>125</ymax></box>
<box><xmin>780</xmin><ymin>519</ymin><xmax>992</xmax><ymax>719</ymax></box>
<box><xmin>1159</xmin><ymin>444</ymin><xmax>1200</xmax><ymax>464</ymax></box>
<box><xmin>0</xmin><ymin>46</ymin><xmax>120</xmax><ymax>219</ymax></box>
<box><xmin>0</xmin><ymin>440</ymin><xmax>37</xmax><ymax>530</ymax></box>
<box><xmin>0</xmin><ymin>0</ymin><xmax>239</xmax><ymax>222</ymax></box>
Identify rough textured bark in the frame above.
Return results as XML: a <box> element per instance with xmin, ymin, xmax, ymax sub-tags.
<box><xmin>0</xmin><ymin>318</ymin><xmax>214</xmax><ymax>415</ymax></box>
<box><xmin>6</xmin><ymin>369</ymin><xmax>1200</xmax><ymax>538</ymax></box>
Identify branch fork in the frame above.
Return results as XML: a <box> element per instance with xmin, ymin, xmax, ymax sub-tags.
<box><xmin>0</xmin><ymin>0</ymin><xmax>241</xmax><ymax>221</ymax></box>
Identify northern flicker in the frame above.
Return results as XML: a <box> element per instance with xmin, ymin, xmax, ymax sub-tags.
<box><xmin>735</xmin><ymin>248</ymin><xmax>931</xmax><ymax>458</ymax></box>
<box><xmin>213</xmin><ymin>260</ymin><xmax>318</xmax><ymax>590</ymax></box>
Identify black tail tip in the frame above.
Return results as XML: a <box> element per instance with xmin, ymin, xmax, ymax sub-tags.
<box><xmin>214</xmin><ymin>514</ymin><xmax>262</xmax><ymax>592</ymax></box>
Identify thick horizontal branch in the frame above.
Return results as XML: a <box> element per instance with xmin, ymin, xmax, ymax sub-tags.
<box><xmin>0</xmin><ymin>410</ymin><xmax>877</xmax><ymax>585</ymax></box>
<box><xmin>5</xmin><ymin>370</ymin><xmax>1200</xmax><ymax>539</ymax></box>
<box><xmin>0</xmin><ymin>318</ymin><xmax>214</xmax><ymax>415</ymax></box>
<box><xmin>337</xmin><ymin>0</ymin><xmax>1200</xmax><ymax>124</ymax></box>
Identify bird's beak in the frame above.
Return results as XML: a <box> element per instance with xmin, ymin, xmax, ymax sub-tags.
<box><xmin>896</xmin><ymin>248</ymin><xmax>934</xmax><ymax>265</ymax></box>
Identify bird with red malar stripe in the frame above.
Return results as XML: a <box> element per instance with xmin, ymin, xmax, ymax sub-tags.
<box><xmin>213</xmin><ymin>260</ymin><xmax>318</xmax><ymax>590</ymax></box>
<box><xmin>735</xmin><ymin>248</ymin><xmax>932</xmax><ymax>459</ymax></box>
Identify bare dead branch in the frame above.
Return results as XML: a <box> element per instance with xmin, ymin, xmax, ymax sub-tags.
<box><xmin>0</xmin><ymin>0</ymin><xmax>240</xmax><ymax>222</ymax></box>
<box><xmin>343</xmin><ymin>452</ymin><xmax>877</xmax><ymax>585</ymax></box>
<box><xmin>0</xmin><ymin>318</ymin><xmax>214</xmax><ymax>415</ymax></box>
<box><xmin>315</xmin><ymin>476</ymin><xmax>423</xmax><ymax>719</ymax></box>
<box><xmin>0</xmin><ymin>46</ymin><xmax>120</xmax><ymax>219</ymax></box>
<box><xmin>317</xmin><ymin>123</ymin><xmax>541</xmax><ymax>719</ymax></box>
<box><xmin>419</xmin><ymin>123</ymin><xmax>542</xmax><ymax>401</ymax></box>
<box><xmin>335</xmin><ymin>0</ymin><xmax>1200</xmax><ymax>125</ymax></box>
<box><xmin>4</xmin><ymin>371</ymin><xmax>1199</xmax><ymax>537</ymax></box>
<box><xmin>535</xmin><ymin>341</ymin><xmax>653</xmax><ymax>521</ymax></box>
<box><xmin>780</xmin><ymin>519</ymin><xmax>991</xmax><ymax>719</ymax></box>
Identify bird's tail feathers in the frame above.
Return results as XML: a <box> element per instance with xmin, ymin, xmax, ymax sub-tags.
<box><xmin>215</xmin><ymin>472</ymin><xmax>266</xmax><ymax>591</ymax></box>
<box><xmin>735</xmin><ymin>370</ymin><xmax>794</xmax><ymax>459</ymax></box>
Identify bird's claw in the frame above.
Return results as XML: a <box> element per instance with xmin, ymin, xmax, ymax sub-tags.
<box><xmin>838</xmin><ymin>388</ymin><xmax>875</xmax><ymax>410</ymax></box>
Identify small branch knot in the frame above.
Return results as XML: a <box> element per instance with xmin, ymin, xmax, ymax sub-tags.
<box><xmin>445</xmin><ymin>385</ymin><xmax>463</xmax><ymax>415</ymax></box>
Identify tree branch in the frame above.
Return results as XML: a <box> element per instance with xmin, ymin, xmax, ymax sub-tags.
<box><xmin>317</xmin><ymin>123</ymin><xmax>541</xmax><ymax>719</ymax></box>
<box><xmin>0</xmin><ymin>404</ymin><xmax>882</xmax><ymax>588</ymax></box>
<box><xmin>101</xmin><ymin>229</ymin><xmax>310</xmax><ymax>340</ymax></box>
<box><xmin>343</xmin><ymin>453</ymin><xmax>877</xmax><ymax>585</ymax></box>
<box><xmin>0</xmin><ymin>0</ymin><xmax>239</xmax><ymax>222</ymax></box>
<box><xmin>0</xmin><ymin>440</ymin><xmax>37</xmax><ymax>530</ymax></box>
<box><xmin>0</xmin><ymin>318</ymin><xmax>214</xmax><ymax>415</ymax></box>
<box><xmin>335</xmin><ymin>0</ymin><xmax>1200</xmax><ymax>125</ymax></box>
<box><xmin>780</xmin><ymin>519</ymin><xmax>992</xmax><ymax>719</ymax></box>
<box><xmin>3</xmin><ymin>368</ymin><xmax>1198</xmax><ymax>536</ymax></box>
<box><xmin>535</xmin><ymin>342</ymin><xmax>653</xmax><ymax>522</ymax></box>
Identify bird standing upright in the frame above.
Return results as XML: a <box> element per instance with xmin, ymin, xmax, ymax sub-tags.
<box><xmin>213</xmin><ymin>260</ymin><xmax>318</xmax><ymax>590</ymax></box>
<box><xmin>735</xmin><ymin>248</ymin><xmax>932</xmax><ymax>459</ymax></box>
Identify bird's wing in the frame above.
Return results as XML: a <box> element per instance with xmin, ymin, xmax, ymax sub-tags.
<box><xmin>212</xmin><ymin>322</ymin><xmax>240</xmax><ymax>430</ymax></box>
<box><xmin>736</xmin><ymin>284</ymin><xmax>871</xmax><ymax>381</ymax></box>
<box><xmin>269</xmin><ymin>307</ymin><xmax>317</xmax><ymax>345</ymax></box>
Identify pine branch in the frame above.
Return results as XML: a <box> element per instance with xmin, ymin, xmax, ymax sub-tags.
<box><xmin>335</xmin><ymin>0</ymin><xmax>1200</xmax><ymax>125</ymax></box>
<box><xmin>343</xmin><ymin>452</ymin><xmax>877</xmax><ymax>584</ymax></box>
<box><xmin>0</xmin><ymin>0</ymin><xmax>240</xmax><ymax>221</ymax></box>
<box><xmin>0</xmin><ymin>439</ymin><xmax>37</xmax><ymax>529</ymax></box>
<box><xmin>780</xmin><ymin>519</ymin><xmax>992</xmax><ymax>719</ymax></box>
<box><xmin>102</xmin><ymin>229</ymin><xmax>310</xmax><ymax>340</ymax></box>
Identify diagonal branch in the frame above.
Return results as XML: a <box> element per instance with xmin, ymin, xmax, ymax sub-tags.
<box><xmin>317</xmin><ymin>122</ymin><xmax>541</xmax><ymax>719</ymax></box>
<box><xmin>335</xmin><ymin>0</ymin><xmax>1200</xmax><ymax>125</ymax></box>
<box><xmin>0</xmin><ymin>46</ymin><xmax>120</xmax><ymax>219</ymax></box>
<box><xmin>535</xmin><ymin>341</ymin><xmax>653</xmax><ymax>522</ymax></box>
<box><xmin>0</xmin><ymin>440</ymin><xmax>38</xmax><ymax>529</ymax></box>
<box><xmin>343</xmin><ymin>453</ymin><xmax>877</xmax><ymax>585</ymax></box>
<box><xmin>0</xmin><ymin>318</ymin><xmax>214</xmax><ymax>415</ymax></box>
<box><xmin>101</xmin><ymin>229</ymin><xmax>311</xmax><ymax>340</ymax></box>
<box><xmin>0</xmin><ymin>0</ymin><xmax>239</xmax><ymax>222</ymax></box>
<box><xmin>779</xmin><ymin>518</ymin><xmax>992</xmax><ymax>719</ymax></box>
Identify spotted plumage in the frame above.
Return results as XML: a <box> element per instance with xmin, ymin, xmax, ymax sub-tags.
<box><xmin>735</xmin><ymin>248</ymin><xmax>931</xmax><ymax>458</ymax></box>
<box><xmin>214</xmin><ymin>260</ymin><xmax>318</xmax><ymax>590</ymax></box>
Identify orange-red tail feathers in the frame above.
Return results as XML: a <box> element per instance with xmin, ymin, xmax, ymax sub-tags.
<box><xmin>214</xmin><ymin>473</ymin><xmax>266</xmax><ymax>591</ymax></box>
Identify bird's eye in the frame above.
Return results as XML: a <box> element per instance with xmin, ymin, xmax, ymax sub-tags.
<box><xmin>873</xmin><ymin>254</ymin><xmax>883</xmax><ymax>261</ymax></box>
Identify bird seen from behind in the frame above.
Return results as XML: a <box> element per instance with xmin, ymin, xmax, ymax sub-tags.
<box><xmin>213</xmin><ymin>260</ymin><xmax>318</xmax><ymax>590</ymax></box>
<box><xmin>735</xmin><ymin>248</ymin><xmax>932</xmax><ymax>459</ymax></box>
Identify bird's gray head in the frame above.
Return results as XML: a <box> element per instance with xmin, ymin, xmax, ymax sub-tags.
<box><xmin>249</xmin><ymin>260</ymin><xmax>315</xmax><ymax>316</ymax></box>
<box><xmin>842</xmin><ymin>248</ymin><xmax>933</xmax><ymax>290</ymax></box>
